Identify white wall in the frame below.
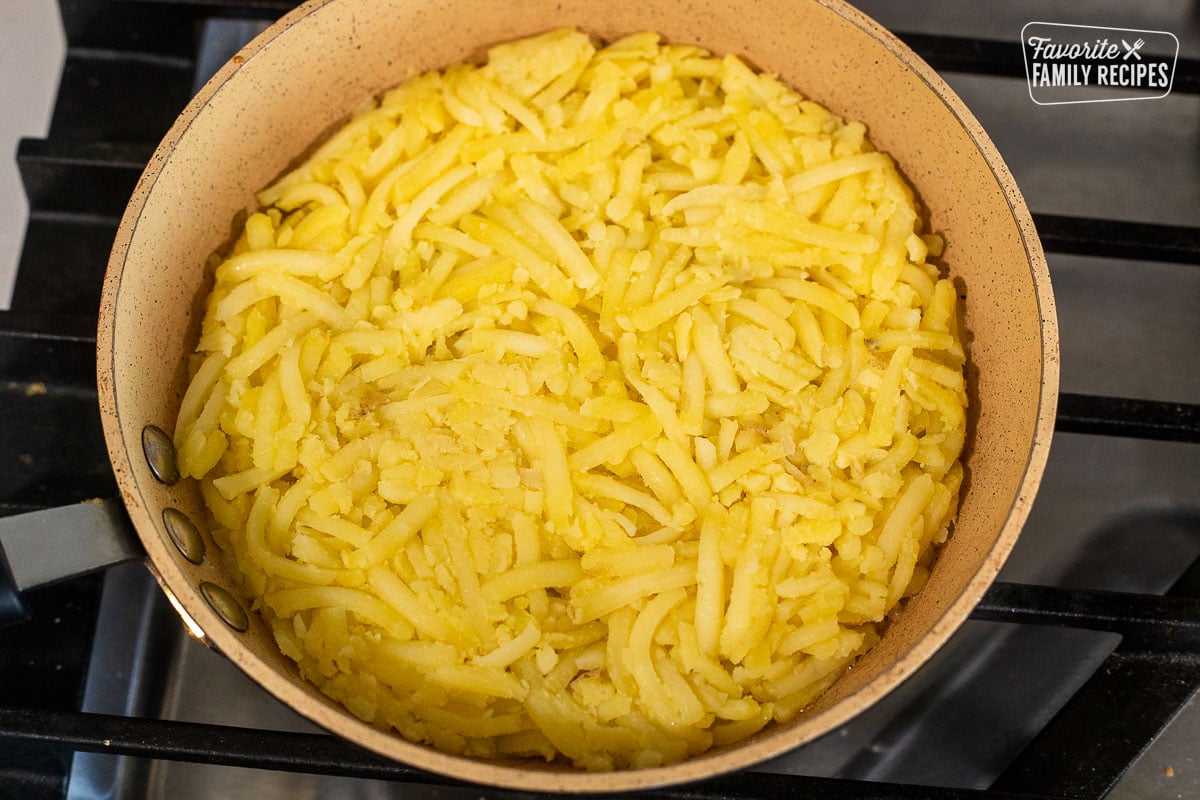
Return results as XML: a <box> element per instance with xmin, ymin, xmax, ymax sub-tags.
<box><xmin>0</xmin><ymin>1</ymin><xmax>66</xmax><ymax>309</ymax></box>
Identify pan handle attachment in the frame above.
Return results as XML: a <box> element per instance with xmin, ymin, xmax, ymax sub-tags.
<box><xmin>0</xmin><ymin>499</ymin><xmax>143</xmax><ymax>626</ymax></box>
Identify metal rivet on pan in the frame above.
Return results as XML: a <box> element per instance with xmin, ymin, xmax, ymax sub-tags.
<box><xmin>200</xmin><ymin>582</ymin><xmax>249</xmax><ymax>633</ymax></box>
<box><xmin>142</xmin><ymin>424</ymin><xmax>180</xmax><ymax>485</ymax></box>
<box><xmin>162</xmin><ymin>508</ymin><xmax>206</xmax><ymax>564</ymax></box>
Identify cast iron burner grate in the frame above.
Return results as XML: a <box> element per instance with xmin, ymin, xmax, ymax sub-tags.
<box><xmin>2</xmin><ymin>2</ymin><xmax>1200</xmax><ymax>799</ymax></box>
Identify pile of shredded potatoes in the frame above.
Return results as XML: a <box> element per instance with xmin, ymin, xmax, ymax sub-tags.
<box><xmin>174</xmin><ymin>29</ymin><xmax>966</xmax><ymax>770</ymax></box>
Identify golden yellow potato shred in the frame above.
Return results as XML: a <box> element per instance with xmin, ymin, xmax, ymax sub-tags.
<box><xmin>175</xmin><ymin>28</ymin><xmax>967</xmax><ymax>770</ymax></box>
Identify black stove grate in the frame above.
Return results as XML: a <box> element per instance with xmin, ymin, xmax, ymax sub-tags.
<box><xmin>2</xmin><ymin>2</ymin><xmax>1199</xmax><ymax>799</ymax></box>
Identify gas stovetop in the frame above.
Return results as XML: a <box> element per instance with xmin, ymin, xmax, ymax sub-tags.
<box><xmin>2</xmin><ymin>2</ymin><xmax>1200</xmax><ymax>799</ymax></box>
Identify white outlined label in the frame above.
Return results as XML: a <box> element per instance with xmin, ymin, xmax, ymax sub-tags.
<box><xmin>1022</xmin><ymin>22</ymin><xmax>1178</xmax><ymax>105</ymax></box>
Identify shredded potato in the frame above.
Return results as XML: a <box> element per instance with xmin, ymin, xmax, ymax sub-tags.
<box><xmin>175</xmin><ymin>29</ymin><xmax>967</xmax><ymax>771</ymax></box>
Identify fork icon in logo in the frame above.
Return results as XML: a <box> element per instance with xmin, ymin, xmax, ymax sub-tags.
<box><xmin>1122</xmin><ymin>38</ymin><xmax>1145</xmax><ymax>60</ymax></box>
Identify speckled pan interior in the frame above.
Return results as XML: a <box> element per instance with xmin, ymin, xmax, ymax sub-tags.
<box><xmin>97</xmin><ymin>0</ymin><xmax>1058</xmax><ymax>791</ymax></box>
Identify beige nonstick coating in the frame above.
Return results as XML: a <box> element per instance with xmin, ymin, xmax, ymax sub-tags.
<box><xmin>97</xmin><ymin>0</ymin><xmax>1058</xmax><ymax>791</ymax></box>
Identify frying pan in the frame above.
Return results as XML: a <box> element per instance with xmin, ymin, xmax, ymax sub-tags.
<box><xmin>0</xmin><ymin>0</ymin><xmax>1058</xmax><ymax>791</ymax></box>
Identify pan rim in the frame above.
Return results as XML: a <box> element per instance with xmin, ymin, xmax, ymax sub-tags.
<box><xmin>96</xmin><ymin>0</ymin><xmax>1059</xmax><ymax>791</ymax></box>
